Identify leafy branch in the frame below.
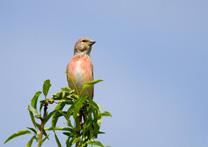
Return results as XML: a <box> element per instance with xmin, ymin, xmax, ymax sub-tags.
<box><xmin>4</xmin><ymin>79</ymin><xmax>111</xmax><ymax>147</ymax></box>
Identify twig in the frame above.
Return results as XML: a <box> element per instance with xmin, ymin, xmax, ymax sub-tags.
<box><xmin>37</xmin><ymin>102</ymin><xmax>48</xmax><ymax>147</ymax></box>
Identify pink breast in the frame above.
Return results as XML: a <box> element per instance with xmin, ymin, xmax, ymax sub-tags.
<box><xmin>67</xmin><ymin>55</ymin><xmax>93</xmax><ymax>85</ymax></box>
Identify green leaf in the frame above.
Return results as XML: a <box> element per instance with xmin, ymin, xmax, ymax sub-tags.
<box><xmin>87</xmin><ymin>140</ymin><xmax>104</xmax><ymax>147</ymax></box>
<box><xmin>28</xmin><ymin>107</ymin><xmax>37</xmax><ymax>128</ymax></box>
<box><xmin>52</xmin><ymin>102</ymin><xmax>66</xmax><ymax>128</ymax></box>
<box><xmin>42</xmin><ymin>129</ymin><xmax>49</xmax><ymax>138</ymax></box>
<box><xmin>4</xmin><ymin>130</ymin><xmax>31</xmax><ymax>143</ymax></box>
<box><xmin>101</xmin><ymin>111</ymin><xmax>112</xmax><ymax>117</ymax></box>
<box><xmin>26</xmin><ymin>136</ymin><xmax>36</xmax><ymax>147</ymax></box>
<box><xmin>85</xmin><ymin>79</ymin><xmax>103</xmax><ymax>86</ymax></box>
<box><xmin>53</xmin><ymin>87</ymin><xmax>75</xmax><ymax>101</ymax></box>
<box><xmin>63</xmin><ymin>132</ymin><xmax>72</xmax><ymax>136</ymax></box>
<box><xmin>66</xmin><ymin>136</ymin><xmax>74</xmax><ymax>147</ymax></box>
<box><xmin>73</xmin><ymin>96</ymin><xmax>86</xmax><ymax>114</ymax></box>
<box><xmin>67</xmin><ymin>96</ymin><xmax>86</xmax><ymax>118</ymax></box>
<box><xmin>48</xmin><ymin>98</ymin><xmax>54</xmax><ymax>104</ymax></box>
<box><xmin>72</xmin><ymin>137</ymin><xmax>80</xmax><ymax>144</ymax></box>
<box><xmin>52</xmin><ymin>110</ymin><xmax>73</xmax><ymax>127</ymax></box>
<box><xmin>61</xmin><ymin>87</ymin><xmax>73</xmax><ymax>92</ymax></box>
<box><xmin>66</xmin><ymin>137</ymin><xmax>71</xmax><ymax>147</ymax></box>
<box><xmin>89</xmin><ymin>100</ymin><xmax>100</xmax><ymax>119</ymax></box>
<box><xmin>27</xmin><ymin>127</ymin><xmax>37</xmax><ymax>134</ymax></box>
<box><xmin>43</xmin><ymin>79</ymin><xmax>51</xmax><ymax>97</ymax></box>
<box><xmin>31</xmin><ymin>91</ymin><xmax>42</xmax><ymax>109</ymax></box>
<box><xmin>42</xmin><ymin>136</ymin><xmax>48</xmax><ymax>144</ymax></box>
<box><xmin>52</xmin><ymin>112</ymin><xmax>62</xmax><ymax>128</ymax></box>
<box><xmin>44</xmin><ymin>110</ymin><xmax>56</xmax><ymax>124</ymax></box>
<box><xmin>55</xmin><ymin>102</ymin><xmax>66</xmax><ymax>111</ymax></box>
<box><xmin>45</xmin><ymin>127</ymin><xmax>72</xmax><ymax>132</ymax></box>
<box><xmin>39</xmin><ymin>100</ymin><xmax>44</xmax><ymax>112</ymax></box>
<box><xmin>53</xmin><ymin>92</ymin><xmax>62</xmax><ymax>100</ymax></box>
<box><xmin>89</xmin><ymin>99</ymin><xmax>99</xmax><ymax>110</ymax></box>
<box><xmin>54</xmin><ymin>131</ymin><xmax>62</xmax><ymax>147</ymax></box>
<box><xmin>28</xmin><ymin>105</ymin><xmax>41</xmax><ymax>119</ymax></box>
<box><xmin>98</xmin><ymin>131</ymin><xmax>105</xmax><ymax>134</ymax></box>
<box><xmin>81</xmin><ymin>80</ymin><xmax>103</xmax><ymax>96</ymax></box>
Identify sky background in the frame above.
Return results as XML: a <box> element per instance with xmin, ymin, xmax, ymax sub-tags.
<box><xmin>1</xmin><ymin>0</ymin><xmax>208</xmax><ymax>147</ymax></box>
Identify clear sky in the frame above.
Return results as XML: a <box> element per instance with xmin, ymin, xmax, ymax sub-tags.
<box><xmin>1</xmin><ymin>0</ymin><xmax>208</xmax><ymax>147</ymax></box>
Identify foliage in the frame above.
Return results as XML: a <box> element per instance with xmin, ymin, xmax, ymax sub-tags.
<box><xmin>4</xmin><ymin>79</ymin><xmax>111</xmax><ymax>147</ymax></box>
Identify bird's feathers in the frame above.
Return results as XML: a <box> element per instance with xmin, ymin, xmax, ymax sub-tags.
<box><xmin>66</xmin><ymin>54</ymin><xmax>94</xmax><ymax>98</ymax></box>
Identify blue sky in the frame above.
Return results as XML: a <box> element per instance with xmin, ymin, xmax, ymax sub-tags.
<box><xmin>1</xmin><ymin>0</ymin><xmax>208</xmax><ymax>146</ymax></box>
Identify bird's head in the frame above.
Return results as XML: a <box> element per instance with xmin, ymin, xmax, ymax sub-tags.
<box><xmin>74</xmin><ymin>37</ymin><xmax>96</xmax><ymax>55</ymax></box>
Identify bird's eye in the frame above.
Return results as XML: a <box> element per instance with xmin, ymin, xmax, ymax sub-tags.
<box><xmin>82</xmin><ymin>40</ymin><xmax>88</xmax><ymax>42</ymax></box>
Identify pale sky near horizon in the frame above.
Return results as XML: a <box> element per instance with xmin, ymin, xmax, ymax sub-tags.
<box><xmin>1</xmin><ymin>0</ymin><xmax>208</xmax><ymax>147</ymax></box>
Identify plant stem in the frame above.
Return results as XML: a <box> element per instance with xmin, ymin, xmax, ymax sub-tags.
<box><xmin>37</xmin><ymin>102</ymin><xmax>48</xmax><ymax>147</ymax></box>
<box><xmin>37</xmin><ymin>130</ymin><xmax>42</xmax><ymax>147</ymax></box>
<box><xmin>75</xmin><ymin>110</ymin><xmax>83</xmax><ymax>147</ymax></box>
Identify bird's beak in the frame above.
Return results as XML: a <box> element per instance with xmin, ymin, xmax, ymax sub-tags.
<box><xmin>90</xmin><ymin>41</ymin><xmax>96</xmax><ymax>46</ymax></box>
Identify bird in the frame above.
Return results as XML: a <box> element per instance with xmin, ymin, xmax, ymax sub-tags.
<box><xmin>66</xmin><ymin>37</ymin><xmax>96</xmax><ymax>99</ymax></box>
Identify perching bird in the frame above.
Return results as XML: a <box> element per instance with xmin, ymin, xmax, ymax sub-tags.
<box><xmin>66</xmin><ymin>37</ymin><xmax>96</xmax><ymax>99</ymax></box>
